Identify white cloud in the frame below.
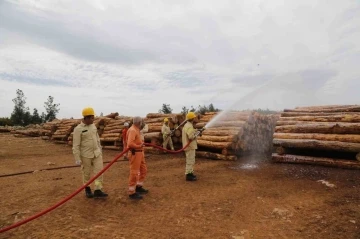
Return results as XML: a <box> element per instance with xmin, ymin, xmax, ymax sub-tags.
<box><xmin>0</xmin><ymin>0</ymin><xmax>360</xmax><ymax>118</ymax></box>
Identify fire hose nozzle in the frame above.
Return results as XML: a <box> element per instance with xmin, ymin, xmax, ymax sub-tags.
<box><xmin>195</xmin><ymin>127</ymin><xmax>206</xmax><ymax>138</ymax></box>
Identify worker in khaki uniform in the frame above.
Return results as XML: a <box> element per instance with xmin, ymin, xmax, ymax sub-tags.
<box><xmin>127</xmin><ymin>116</ymin><xmax>148</xmax><ymax>200</ymax></box>
<box><xmin>162</xmin><ymin>118</ymin><xmax>174</xmax><ymax>151</ymax></box>
<box><xmin>182</xmin><ymin>112</ymin><xmax>201</xmax><ymax>181</ymax></box>
<box><xmin>73</xmin><ymin>107</ymin><xmax>108</xmax><ymax>198</ymax></box>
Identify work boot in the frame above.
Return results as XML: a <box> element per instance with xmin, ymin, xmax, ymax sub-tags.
<box><xmin>136</xmin><ymin>186</ymin><xmax>149</xmax><ymax>194</ymax></box>
<box><xmin>93</xmin><ymin>189</ymin><xmax>108</xmax><ymax>198</ymax></box>
<box><xmin>186</xmin><ymin>173</ymin><xmax>197</xmax><ymax>181</ymax></box>
<box><xmin>85</xmin><ymin>186</ymin><xmax>93</xmax><ymax>198</ymax></box>
<box><xmin>129</xmin><ymin>192</ymin><xmax>143</xmax><ymax>200</ymax></box>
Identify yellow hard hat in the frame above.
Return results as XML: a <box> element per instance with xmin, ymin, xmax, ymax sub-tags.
<box><xmin>186</xmin><ymin>112</ymin><xmax>196</xmax><ymax>120</ymax></box>
<box><xmin>164</xmin><ymin>118</ymin><xmax>169</xmax><ymax>122</ymax></box>
<box><xmin>82</xmin><ymin>107</ymin><xmax>95</xmax><ymax>117</ymax></box>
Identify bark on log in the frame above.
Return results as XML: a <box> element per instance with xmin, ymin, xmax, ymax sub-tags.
<box><xmin>221</xmin><ymin>148</ymin><xmax>236</xmax><ymax>156</ymax></box>
<box><xmin>278</xmin><ymin>115</ymin><xmax>360</xmax><ymax>123</ymax></box>
<box><xmin>105</xmin><ymin>112</ymin><xmax>119</xmax><ymax>118</ymax></box>
<box><xmin>284</xmin><ymin>106</ymin><xmax>360</xmax><ymax>113</ymax></box>
<box><xmin>273</xmin><ymin>138</ymin><xmax>360</xmax><ymax>153</ymax></box>
<box><xmin>196</xmin><ymin>151</ymin><xmax>237</xmax><ymax>161</ymax></box>
<box><xmin>104</xmin><ymin>129</ymin><xmax>123</xmax><ymax>134</ymax></box>
<box><xmin>197</xmin><ymin>139</ymin><xmax>234</xmax><ymax>149</ymax></box>
<box><xmin>148</xmin><ymin>125</ymin><xmax>162</xmax><ymax>132</ymax></box>
<box><xmin>281</xmin><ymin>112</ymin><xmax>360</xmax><ymax>117</ymax></box>
<box><xmin>195</xmin><ymin>121</ymin><xmax>246</xmax><ymax>128</ymax></box>
<box><xmin>202</xmin><ymin>130</ymin><xmax>240</xmax><ymax>136</ymax></box>
<box><xmin>294</xmin><ymin>105</ymin><xmax>358</xmax><ymax>111</ymax></box>
<box><xmin>272</xmin><ymin>153</ymin><xmax>360</xmax><ymax>170</ymax></box>
<box><xmin>174</xmin><ymin>129</ymin><xmax>181</xmax><ymax>137</ymax></box>
<box><xmin>144</xmin><ymin>132</ymin><xmax>162</xmax><ymax>141</ymax></box>
<box><xmin>275</xmin><ymin>123</ymin><xmax>360</xmax><ymax>134</ymax></box>
<box><xmin>146</xmin><ymin>113</ymin><xmax>178</xmax><ymax>119</ymax></box>
<box><xmin>144</xmin><ymin>117</ymin><xmax>166</xmax><ymax>123</ymax></box>
<box><xmin>101</xmin><ymin>133</ymin><xmax>121</xmax><ymax>138</ymax></box>
<box><xmin>100</xmin><ymin>137</ymin><xmax>121</xmax><ymax>142</ymax></box>
<box><xmin>356</xmin><ymin>153</ymin><xmax>360</xmax><ymax>162</ymax></box>
<box><xmin>276</xmin><ymin>121</ymin><xmax>312</xmax><ymax>126</ymax></box>
<box><xmin>102</xmin><ymin>146</ymin><xmax>121</xmax><ymax>150</ymax></box>
<box><xmin>273</xmin><ymin>133</ymin><xmax>360</xmax><ymax>143</ymax></box>
<box><xmin>199</xmin><ymin>135</ymin><xmax>238</xmax><ymax>143</ymax></box>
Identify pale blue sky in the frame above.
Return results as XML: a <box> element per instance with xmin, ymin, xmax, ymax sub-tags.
<box><xmin>0</xmin><ymin>0</ymin><xmax>359</xmax><ymax>118</ymax></box>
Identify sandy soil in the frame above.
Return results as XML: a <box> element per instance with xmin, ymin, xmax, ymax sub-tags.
<box><xmin>0</xmin><ymin>133</ymin><xmax>359</xmax><ymax>239</ymax></box>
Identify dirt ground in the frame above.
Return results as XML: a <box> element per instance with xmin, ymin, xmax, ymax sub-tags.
<box><xmin>0</xmin><ymin>133</ymin><xmax>359</xmax><ymax>239</ymax></box>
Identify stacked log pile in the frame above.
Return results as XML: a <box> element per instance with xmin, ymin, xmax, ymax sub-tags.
<box><xmin>51</xmin><ymin>119</ymin><xmax>81</xmax><ymax>144</ymax></box>
<box><xmin>142</xmin><ymin>113</ymin><xmax>186</xmax><ymax>148</ymax></box>
<box><xmin>40</xmin><ymin>120</ymin><xmax>61</xmax><ymax>140</ymax></box>
<box><xmin>100</xmin><ymin>115</ymin><xmax>133</xmax><ymax>150</ymax></box>
<box><xmin>194</xmin><ymin>111</ymin><xmax>278</xmax><ymax>160</ymax></box>
<box><xmin>272</xmin><ymin>105</ymin><xmax>360</xmax><ymax>169</ymax></box>
<box><xmin>12</xmin><ymin>124</ymin><xmax>43</xmax><ymax>137</ymax></box>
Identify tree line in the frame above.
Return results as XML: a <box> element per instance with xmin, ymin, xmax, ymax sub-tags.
<box><xmin>0</xmin><ymin>89</ymin><xmax>60</xmax><ymax>126</ymax></box>
<box><xmin>158</xmin><ymin>103</ymin><xmax>220</xmax><ymax>115</ymax></box>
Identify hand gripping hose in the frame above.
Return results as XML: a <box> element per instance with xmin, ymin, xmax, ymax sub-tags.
<box><xmin>0</xmin><ymin>141</ymin><xmax>193</xmax><ymax>233</ymax></box>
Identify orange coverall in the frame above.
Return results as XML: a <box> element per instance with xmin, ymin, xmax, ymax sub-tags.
<box><xmin>126</xmin><ymin>125</ymin><xmax>147</xmax><ymax>195</ymax></box>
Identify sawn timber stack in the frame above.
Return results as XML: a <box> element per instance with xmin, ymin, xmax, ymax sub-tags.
<box><xmin>272</xmin><ymin>105</ymin><xmax>360</xmax><ymax>169</ymax></box>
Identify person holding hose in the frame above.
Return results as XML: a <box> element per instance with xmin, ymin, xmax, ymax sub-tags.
<box><xmin>72</xmin><ymin>107</ymin><xmax>108</xmax><ymax>198</ymax></box>
<box><xmin>126</xmin><ymin>116</ymin><xmax>149</xmax><ymax>200</ymax></box>
<box><xmin>162</xmin><ymin>118</ymin><xmax>174</xmax><ymax>151</ymax></box>
<box><xmin>182</xmin><ymin>112</ymin><xmax>201</xmax><ymax>181</ymax></box>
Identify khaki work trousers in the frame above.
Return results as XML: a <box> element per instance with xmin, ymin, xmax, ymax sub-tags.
<box><xmin>81</xmin><ymin>155</ymin><xmax>103</xmax><ymax>190</ymax></box>
<box><xmin>128</xmin><ymin>151</ymin><xmax>147</xmax><ymax>195</ymax></box>
<box><xmin>185</xmin><ymin>149</ymin><xmax>196</xmax><ymax>174</ymax></box>
<box><xmin>163</xmin><ymin>136</ymin><xmax>174</xmax><ymax>150</ymax></box>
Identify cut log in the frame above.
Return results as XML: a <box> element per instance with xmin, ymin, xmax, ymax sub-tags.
<box><xmin>196</xmin><ymin>151</ymin><xmax>237</xmax><ymax>161</ymax></box>
<box><xmin>51</xmin><ymin>134</ymin><xmax>69</xmax><ymax>140</ymax></box>
<box><xmin>276</xmin><ymin>121</ymin><xmax>315</xmax><ymax>126</ymax></box>
<box><xmin>202</xmin><ymin>130</ymin><xmax>240</xmax><ymax>136</ymax></box>
<box><xmin>174</xmin><ymin>129</ymin><xmax>181</xmax><ymax>137</ymax></box>
<box><xmin>356</xmin><ymin>153</ymin><xmax>360</xmax><ymax>162</ymax></box>
<box><xmin>275</xmin><ymin>123</ymin><xmax>360</xmax><ymax>134</ymax></box>
<box><xmin>144</xmin><ymin>117</ymin><xmax>166</xmax><ymax>123</ymax></box>
<box><xmin>197</xmin><ymin>139</ymin><xmax>234</xmax><ymax>149</ymax></box>
<box><xmin>100</xmin><ymin>137</ymin><xmax>120</xmax><ymax>142</ymax></box>
<box><xmin>102</xmin><ymin>146</ymin><xmax>120</xmax><ymax>150</ymax></box>
<box><xmin>144</xmin><ymin>132</ymin><xmax>161</xmax><ymax>141</ymax></box>
<box><xmin>272</xmin><ymin>153</ymin><xmax>360</xmax><ymax>170</ymax></box>
<box><xmin>105</xmin><ymin>112</ymin><xmax>119</xmax><ymax>118</ymax></box>
<box><xmin>146</xmin><ymin>113</ymin><xmax>177</xmax><ymax>118</ymax></box>
<box><xmin>199</xmin><ymin>135</ymin><xmax>238</xmax><ymax>143</ymax></box>
<box><xmin>281</xmin><ymin>112</ymin><xmax>360</xmax><ymax>117</ymax></box>
<box><xmin>221</xmin><ymin>148</ymin><xmax>236</xmax><ymax>156</ymax></box>
<box><xmin>273</xmin><ymin>133</ymin><xmax>360</xmax><ymax>143</ymax></box>
<box><xmin>278</xmin><ymin>115</ymin><xmax>360</xmax><ymax>123</ymax></box>
<box><xmin>273</xmin><ymin>139</ymin><xmax>360</xmax><ymax>153</ymax></box>
<box><xmin>104</xmin><ymin>129</ymin><xmax>123</xmax><ymax>134</ymax></box>
<box><xmin>284</xmin><ymin>105</ymin><xmax>360</xmax><ymax>113</ymax></box>
<box><xmin>148</xmin><ymin>125</ymin><xmax>162</xmax><ymax>132</ymax></box>
<box><xmin>195</xmin><ymin>121</ymin><xmax>246</xmax><ymax>128</ymax></box>
<box><xmin>101</xmin><ymin>133</ymin><xmax>121</xmax><ymax>138</ymax></box>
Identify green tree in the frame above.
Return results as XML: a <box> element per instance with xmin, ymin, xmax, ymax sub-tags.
<box><xmin>197</xmin><ymin>105</ymin><xmax>208</xmax><ymax>115</ymax></box>
<box><xmin>181</xmin><ymin>106</ymin><xmax>189</xmax><ymax>115</ymax></box>
<box><xmin>10</xmin><ymin>89</ymin><xmax>30</xmax><ymax>126</ymax></box>
<box><xmin>0</xmin><ymin>117</ymin><xmax>13</xmax><ymax>126</ymax></box>
<box><xmin>189</xmin><ymin>106</ymin><xmax>196</xmax><ymax>112</ymax></box>
<box><xmin>31</xmin><ymin>108</ymin><xmax>43</xmax><ymax>124</ymax></box>
<box><xmin>158</xmin><ymin>103</ymin><xmax>173</xmax><ymax>114</ymax></box>
<box><xmin>44</xmin><ymin>96</ymin><xmax>60</xmax><ymax>122</ymax></box>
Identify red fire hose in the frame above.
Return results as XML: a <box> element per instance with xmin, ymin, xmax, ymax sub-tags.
<box><xmin>0</xmin><ymin>141</ymin><xmax>192</xmax><ymax>234</ymax></box>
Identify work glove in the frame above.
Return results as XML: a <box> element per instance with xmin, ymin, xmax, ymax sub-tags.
<box><xmin>75</xmin><ymin>159</ymin><xmax>81</xmax><ymax>165</ymax></box>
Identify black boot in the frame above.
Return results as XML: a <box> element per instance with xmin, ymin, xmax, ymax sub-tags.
<box><xmin>186</xmin><ymin>173</ymin><xmax>197</xmax><ymax>181</ymax></box>
<box><xmin>85</xmin><ymin>186</ymin><xmax>93</xmax><ymax>198</ymax></box>
<box><xmin>93</xmin><ymin>189</ymin><xmax>108</xmax><ymax>198</ymax></box>
<box><xmin>136</xmin><ymin>186</ymin><xmax>149</xmax><ymax>194</ymax></box>
<box><xmin>129</xmin><ymin>192</ymin><xmax>143</xmax><ymax>200</ymax></box>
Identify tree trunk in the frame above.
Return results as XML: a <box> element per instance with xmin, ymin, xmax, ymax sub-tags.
<box><xmin>101</xmin><ymin>133</ymin><xmax>121</xmax><ymax>138</ymax></box>
<box><xmin>148</xmin><ymin>125</ymin><xmax>162</xmax><ymax>132</ymax></box>
<box><xmin>273</xmin><ymin>133</ymin><xmax>360</xmax><ymax>143</ymax></box>
<box><xmin>197</xmin><ymin>139</ymin><xmax>234</xmax><ymax>149</ymax></box>
<box><xmin>105</xmin><ymin>112</ymin><xmax>119</xmax><ymax>118</ymax></box>
<box><xmin>273</xmin><ymin>138</ymin><xmax>360</xmax><ymax>153</ymax></box>
<box><xmin>275</xmin><ymin>122</ymin><xmax>360</xmax><ymax>134</ymax></box>
<box><xmin>195</xmin><ymin>121</ymin><xmax>246</xmax><ymax>128</ymax></box>
<box><xmin>174</xmin><ymin>129</ymin><xmax>181</xmax><ymax>137</ymax></box>
<box><xmin>272</xmin><ymin>153</ymin><xmax>360</xmax><ymax>170</ymax></box>
<box><xmin>100</xmin><ymin>137</ymin><xmax>120</xmax><ymax>142</ymax></box>
<box><xmin>196</xmin><ymin>151</ymin><xmax>237</xmax><ymax>161</ymax></box>
<box><xmin>104</xmin><ymin>129</ymin><xmax>122</xmax><ymax>134</ymax></box>
<box><xmin>202</xmin><ymin>130</ymin><xmax>240</xmax><ymax>136</ymax></box>
<box><xmin>199</xmin><ymin>135</ymin><xmax>238</xmax><ymax>142</ymax></box>
<box><xmin>144</xmin><ymin>117</ymin><xmax>166</xmax><ymax>123</ymax></box>
<box><xmin>283</xmin><ymin>105</ymin><xmax>360</xmax><ymax>113</ymax></box>
<box><xmin>144</xmin><ymin>132</ymin><xmax>162</xmax><ymax>141</ymax></box>
<box><xmin>281</xmin><ymin>112</ymin><xmax>360</xmax><ymax>117</ymax></box>
<box><xmin>221</xmin><ymin>148</ymin><xmax>236</xmax><ymax>156</ymax></box>
<box><xmin>278</xmin><ymin>115</ymin><xmax>360</xmax><ymax>123</ymax></box>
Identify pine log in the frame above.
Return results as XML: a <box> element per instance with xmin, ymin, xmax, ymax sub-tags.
<box><xmin>195</xmin><ymin>121</ymin><xmax>246</xmax><ymax>128</ymax></box>
<box><xmin>196</xmin><ymin>151</ymin><xmax>237</xmax><ymax>161</ymax></box>
<box><xmin>272</xmin><ymin>153</ymin><xmax>360</xmax><ymax>170</ymax></box>
<box><xmin>147</xmin><ymin>122</ymin><xmax>163</xmax><ymax>127</ymax></box>
<box><xmin>174</xmin><ymin>129</ymin><xmax>181</xmax><ymax>137</ymax></box>
<box><xmin>144</xmin><ymin>132</ymin><xmax>162</xmax><ymax>141</ymax></box>
<box><xmin>273</xmin><ymin>133</ymin><xmax>360</xmax><ymax>143</ymax></box>
<box><xmin>278</xmin><ymin>115</ymin><xmax>360</xmax><ymax>123</ymax></box>
<box><xmin>104</xmin><ymin>125</ymin><xmax>124</xmax><ymax>132</ymax></box>
<box><xmin>104</xmin><ymin>129</ymin><xmax>123</xmax><ymax>134</ymax></box>
<box><xmin>199</xmin><ymin>135</ymin><xmax>238</xmax><ymax>143</ymax></box>
<box><xmin>221</xmin><ymin>148</ymin><xmax>236</xmax><ymax>156</ymax></box>
<box><xmin>294</xmin><ymin>105</ymin><xmax>358</xmax><ymax>110</ymax></box>
<box><xmin>102</xmin><ymin>146</ymin><xmax>120</xmax><ymax>150</ymax></box>
<box><xmin>276</xmin><ymin>121</ymin><xmax>315</xmax><ymax>126</ymax></box>
<box><xmin>105</xmin><ymin>112</ymin><xmax>119</xmax><ymax>118</ymax></box>
<box><xmin>281</xmin><ymin>112</ymin><xmax>360</xmax><ymax>117</ymax></box>
<box><xmin>356</xmin><ymin>153</ymin><xmax>360</xmax><ymax>161</ymax></box>
<box><xmin>284</xmin><ymin>105</ymin><xmax>360</xmax><ymax>113</ymax></box>
<box><xmin>101</xmin><ymin>133</ymin><xmax>121</xmax><ymax>138</ymax></box>
<box><xmin>148</xmin><ymin>125</ymin><xmax>162</xmax><ymax>132</ymax></box>
<box><xmin>202</xmin><ymin>130</ymin><xmax>240</xmax><ymax>136</ymax></box>
<box><xmin>144</xmin><ymin>117</ymin><xmax>166</xmax><ymax>123</ymax></box>
<box><xmin>273</xmin><ymin>138</ymin><xmax>360</xmax><ymax>153</ymax></box>
<box><xmin>100</xmin><ymin>137</ymin><xmax>120</xmax><ymax>142</ymax></box>
<box><xmin>275</xmin><ymin>123</ymin><xmax>360</xmax><ymax>134</ymax></box>
<box><xmin>197</xmin><ymin>139</ymin><xmax>234</xmax><ymax>149</ymax></box>
<box><xmin>51</xmin><ymin>134</ymin><xmax>68</xmax><ymax>139</ymax></box>
<box><xmin>146</xmin><ymin>113</ymin><xmax>177</xmax><ymax>119</ymax></box>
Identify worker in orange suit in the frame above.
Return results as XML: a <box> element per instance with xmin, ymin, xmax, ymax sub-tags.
<box><xmin>73</xmin><ymin>107</ymin><xmax>108</xmax><ymax>198</ymax></box>
<box><xmin>126</xmin><ymin>116</ymin><xmax>148</xmax><ymax>200</ymax></box>
<box><xmin>122</xmin><ymin>122</ymin><xmax>129</xmax><ymax>160</ymax></box>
